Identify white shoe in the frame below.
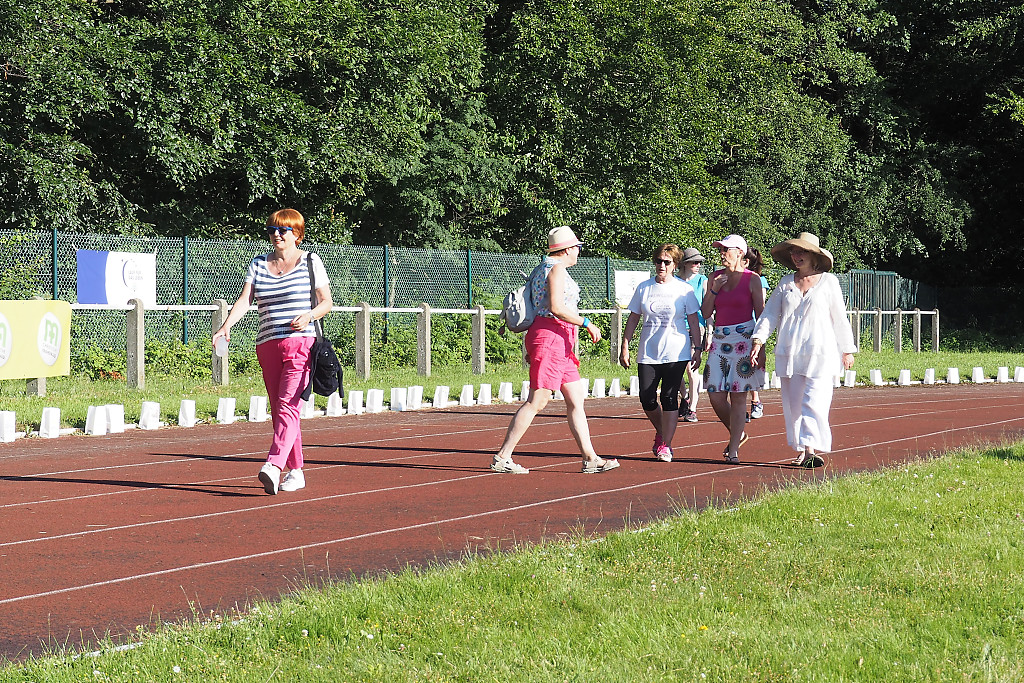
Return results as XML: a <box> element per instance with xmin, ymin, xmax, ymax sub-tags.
<box><xmin>280</xmin><ymin>469</ymin><xmax>305</xmax><ymax>492</ymax></box>
<box><xmin>258</xmin><ymin>463</ymin><xmax>281</xmax><ymax>495</ymax></box>
<box><xmin>491</xmin><ymin>459</ymin><xmax>529</xmax><ymax>474</ymax></box>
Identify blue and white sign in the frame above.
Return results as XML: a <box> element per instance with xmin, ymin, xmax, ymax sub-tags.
<box><xmin>76</xmin><ymin>250</ymin><xmax>158</xmax><ymax>308</ymax></box>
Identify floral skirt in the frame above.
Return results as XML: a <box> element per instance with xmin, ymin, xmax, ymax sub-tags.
<box><xmin>703</xmin><ymin>320</ymin><xmax>765</xmax><ymax>393</ymax></box>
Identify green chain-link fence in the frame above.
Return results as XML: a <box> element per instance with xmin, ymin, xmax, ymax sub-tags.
<box><xmin>1</xmin><ymin>230</ymin><xmax>935</xmax><ymax>358</ymax></box>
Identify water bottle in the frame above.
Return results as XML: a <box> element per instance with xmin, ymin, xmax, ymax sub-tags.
<box><xmin>214</xmin><ymin>336</ymin><xmax>229</xmax><ymax>357</ymax></box>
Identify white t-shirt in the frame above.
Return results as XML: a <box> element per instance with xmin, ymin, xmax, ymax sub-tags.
<box><xmin>627</xmin><ymin>277</ymin><xmax>701</xmax><ymax>364</ymax></box>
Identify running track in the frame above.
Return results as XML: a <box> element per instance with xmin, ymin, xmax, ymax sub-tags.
<box><xmin>2</xmin><ymin>383</ymin><xmax>1023</xmax><ymax>660</ymax></box>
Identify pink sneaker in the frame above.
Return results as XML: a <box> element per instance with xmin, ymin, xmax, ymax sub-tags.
<box><xmin>652</xmin><ymin>433</ymin><xmax>664</xmax><ymax>455</ymax></box>
<box><xmin>656</xmin><ymin>444</ymin><xmax>673</xmax><ymax>462</ymax></box>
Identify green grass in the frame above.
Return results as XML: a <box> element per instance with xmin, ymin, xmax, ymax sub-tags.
<box><xmin>2</xmin><ymin>349</ymin><xmax>1023</xmax><ymax>431</ymax></box>
<box><xmin>3</xmin><ymin>445</ymin><xmax>1023</xmax><ymax>680</ymax></box>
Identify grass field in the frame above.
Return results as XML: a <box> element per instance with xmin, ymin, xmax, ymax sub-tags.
<box><xmin>2</xmin><ymin>444</ymin><xmax>1022</xmax><ymax>680</ymax></box>
<box><xmin>1</xmin><ymin>349</ymin><xmax>1023</xmax><ymax>431</ymax></box>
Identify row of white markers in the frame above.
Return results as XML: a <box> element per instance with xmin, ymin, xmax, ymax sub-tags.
<box><xmin>2</xmin><ymin>366</ymin><xmax>1023</xmax><ymax>443</ymax></box>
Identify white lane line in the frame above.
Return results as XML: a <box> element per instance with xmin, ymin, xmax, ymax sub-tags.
<box><xmin>3</xmin><ymin>412</ymin><xmax>1023</xmax><ymax>605</ymax></box>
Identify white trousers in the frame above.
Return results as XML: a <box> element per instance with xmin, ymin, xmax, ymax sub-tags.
<box><xmin>779</xmin><ymin>375</ymin><xmax>834</xmax><ymax>453</ymax></box>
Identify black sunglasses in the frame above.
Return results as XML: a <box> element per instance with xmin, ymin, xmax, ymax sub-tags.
<box><xmin>653</xmin><ymin>258</ymin><xmax>674</xmax><ymax>266</ymax></box>
<box><xmin>266</xmin><ymin>226</ymin><xmax>294</xmax><ymax>236</ymax></box>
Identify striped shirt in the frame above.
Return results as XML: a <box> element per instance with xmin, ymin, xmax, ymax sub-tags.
<box><xmin>245</xmin><ymin>251</ymin><xmax>330</xmax><ymax>345</ymax></box>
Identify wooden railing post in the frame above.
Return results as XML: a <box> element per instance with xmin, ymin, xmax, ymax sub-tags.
<box><xmin>355</xmin><ymin>302</ymin><xmax>371</xmax><ymax>379</ymax></box>
<box><xmin>873</xmin><ymin>308</ymin><xmax>882</xmax><ymax>352</ymax></box>
<box><xmin>211</xmin><ymin>298</ymin><xmax>229</xmax><ymax>386</ymax></box>
<box><xmin>417</xmin><ymin>302</ymin><xmax>431</xmax><ymax>377</ymax></box>
<box><xmin>609</xmin><ymin>308</ymin><xmax>623</xmax><ymax>365</ymax></box>
<box><xmin>471</xmin><ymin>305</ymin><xmax>486</xmax><ymax>374</ymax></box>
<box><xmin>127</xmin><ymin>298</ymin><xmax>145</xmax><ymax>389</ymax></box>
<box><xmin>913</xmin><ymin>308</ymin><xmax>921</xmax><ymax>352</ymax></box>
<box><xmin>894</xmin><ymin>308</ymin><xmax>903</xmax><ymax>353</ymax></box>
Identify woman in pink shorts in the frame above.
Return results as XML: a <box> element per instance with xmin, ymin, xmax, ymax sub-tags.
<box><xmin>491</xmin><ymin>226</ymin><xmax>620</xmax><ymax>475</ymax></box>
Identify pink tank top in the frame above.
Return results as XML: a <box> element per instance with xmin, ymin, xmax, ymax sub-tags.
<box><xmin>713</xmin><ymin>270</ymin><xmax>756</xmax><ymax>325</ymax></box>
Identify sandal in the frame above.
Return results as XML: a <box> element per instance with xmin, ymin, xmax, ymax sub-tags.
<box><xmin>792</xmin><ymin>452</ymin><xmax>811</xmax><ymax>467</ymax></box>
<box><xmin>582</xmin><ymin>458</ymin><xmax>620</xmax><ymax>474</ymax></box>
<box><xmin>722</xmin><ymin>432</ymin><xmax>749</xmax><ymax>461</ymax></box>
<box><xmin>491</xmin><ymin>458</ymin><xmax>529</xmax><ymax>474</ymax></box>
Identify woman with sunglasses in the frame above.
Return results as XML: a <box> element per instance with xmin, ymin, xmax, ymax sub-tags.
<box><xmin>619</xmin><ymin>244</ymin><xmax>702</xmax><ymax>462</ymax></box>
<box><xmin>702</xmin><ymin>234</ymin><xmax>765</xmax><ymax>463</ymax></box>
<box><xmin>213</xmin><ymin>209</ymin><xmax>333</xmax><ymax>494</ymax></box>
<box><xmin>492</xmin><ymin>226</ymin><xmax>619</xmax><ymax>475</ymax></box>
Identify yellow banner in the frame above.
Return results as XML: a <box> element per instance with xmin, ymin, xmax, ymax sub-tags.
<box><xmin>0</xmin><ymin>300</ymin><xmax>72</xmax><ymax>379</ymax></box>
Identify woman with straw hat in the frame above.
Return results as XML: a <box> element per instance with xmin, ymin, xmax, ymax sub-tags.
<box><xmin>750</xmin><ymin>232</ymin><xmax>856</xmax><ymax>467</ymax></box>
<box><xmin>491</xmin><ymin>226</ymin><xmax>620</xmax><ymax>475</ymax></box>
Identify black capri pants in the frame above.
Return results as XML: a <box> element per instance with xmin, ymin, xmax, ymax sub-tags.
<box><xmin>638</xmin><ymin>361</ymin><xmax>689</xmax><ymax>412</ymax></box>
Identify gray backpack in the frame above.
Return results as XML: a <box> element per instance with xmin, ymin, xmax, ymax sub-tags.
<box><xmin>501</xmin><ymin>265</ymin><xmax>542</xmax><ymax>333</ymax></box>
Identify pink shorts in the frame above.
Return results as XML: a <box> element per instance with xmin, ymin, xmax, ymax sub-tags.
<box><xmin>525</xmin><ymin>316</ymin><xmax>581</xmax><ymax>391</ymax></box>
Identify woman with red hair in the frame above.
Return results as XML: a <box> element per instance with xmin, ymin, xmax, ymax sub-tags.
<box><xmin>213</xmin><ymin>209</ymin><xmax>333</xmax><ymax>494</ymax></box>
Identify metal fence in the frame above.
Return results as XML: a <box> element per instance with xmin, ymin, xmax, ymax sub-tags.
<box><xmin>1</xmin><ymin>229</ymin><xmax>934</xmax><ymax>355</ymax></box>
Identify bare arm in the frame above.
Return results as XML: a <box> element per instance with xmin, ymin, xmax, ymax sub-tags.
<box><xmin>213</xmin><ymin>282</ymin><xmax>255</xmax><ymax>344</ymax></box>
<box><xmin>549</xmin><ymin>264</ymin><xmax>602</xmax><ymax>343</ymax></box>
<box><xmin>619</xmin><ymin>311</ymin><xmax>641</xmax><ymax>368</ymax></box>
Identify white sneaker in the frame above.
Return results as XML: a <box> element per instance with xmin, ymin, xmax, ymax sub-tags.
<box><xmin>750</xmin><ymin>401</ymin><xmax>764</xmax><ymax>419</ymax></box>
<box><xmin>280</xmin><ymin>469</ymin><xmax>305</xmax><ymax>492</ymax></box>
<box><xmin>258</xmin><ymin>463</ymin><xmax>281</xmax><ymax>495</ymax></box>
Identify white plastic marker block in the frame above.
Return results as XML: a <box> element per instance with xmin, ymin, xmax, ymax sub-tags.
<box><xmin>391</xmin><ymin>387</ymin><xmax>408</xmax><ymax>412</ymax></box>
<box><xmin>347</xmin><ymin>390</ymin><xmax>365</xmax><ymax>415</ymax></box>
<box><xmin>105</xmin><ymin>404</ymin><xmax>126</xmax><ymax>433</ymax></box>
<box><xmin>763</xmin><ymin>374</ymin><xmax>771</xmax><ymax>390</ymax></box>
<box><xmin>833</xmin><ymin>374</ymin><xmax>841</xmax><ymax>387</ymax></box>
<box><xmin>1015</xmin><ymin>367</ymin><xmax>1024</xmax><ymax>383</ymax></box>
<box><xmin>459</xmin><ymin>384</ymin><xmax>475</xmax><ymax>406</ymax></box>
<box><xmin>497</xmin><ymin>382</ymin><xmax>514</xmax><ymax>403</ymax></box>
<box><xmin>553</xmin><ymin>389</ymin><xmax>564</xmax><ymax>401</ymax></box>
<box><xmin>947</xmin><ymin>368</ymin><xmax>960</xmax><ymax>384</ymax></box>
<box><xmin>39</xmin><ymin>407</ymin><xmax>61</xmax><ymax>439</ymax></box>
<box><xmin>248</xmin><ymin>396</ymin><xmax>269</xmax><ymax>423</ymax></box>
<box><xmin>85</xmin><ymin>405</ymin><xmax>108</xmax><ymax>436</ymax></box>
<box><xmin>478</xmin><ymin>384</ymin><xmax>492</xmax><ymax>406</ymax></box>
<box><xmin>897</xmin><ymin>369</ymin><xmax>911</xmax><ymax>386</ymax></box>
<box><xmin>997</xmin><ymin>366</ymin><xmax>1010</xmax><ymax>383</ymax></box>
<box><xmin>869</xmin><ymin>369</ymin><xmax>884</xmax><ymax>386</ymax></box>
<box><xmin>971</xmin><ymin>367</ymin><xmax>986</xmax><ymax>383</ymax></box>
<box><xmin>178</xmin><ymin>399</ymin><xmax>197</xmax><ymax>427</ymax></box>
<box><xmin>408</xmin><ymin>386</ymin><xmax>424</xmax><ymax>410</ymax></box>
<box><xmin>0</xmin><ymin>411</ymin><xmax>17</xmax><ymax>443</ymax></box>
<box><xmin>139</xmin><ymin>401</ymin><xmax>161</xmax><ymax>430</ymax></box>
<box><xmin>366</xmin><ymin>389</ymin><xmax>385</xmax><ymax>413</ymax></box>
<box><xmin>844</xmin><ymin>370</ymin><xmax>857</xmax><ymax>387</ymax></box>
<box><xmin>520</xmin><ymin>381</ymin><xmax>531</xmax><ymax>401</ymax></box>
<box><xmin>433</xmin><ymin>386</ymin><xmax>450</xmax><ymax>409</ymax></box>
<box><xmin>609</xmin><ymin>378</ymin><xmax>622</xmax><ymax>398</ymax></box>
<box><xmin>216</xmin><ymin>397</ymin><xmax>236</xmax><ymax>424</ymax></box>
<box><xmin>300</xmin><ymin>398</ymin><xmax>315</xmax><ymax>419</ymax></box>
<box><xmin>923</xmin><ymin>368</ymin><xmax>936</xmax><ymax>385</ymax></box>
<box><xmin>771</xmin><ymin>372</ymin><xmax>782</xmax><ymax>389</ymax></box>
<box><xmin>581</xmin><ymin>379</ymin><xmax>590</xmax><ymax>397</ymax></box>
<box><xmin>629</xmin><ymin>376</ymin><xmax>640</xmax><ymax>396</ymax></box>
<box><xmin>591</xmin><ymin>378</ymin><xmax>606</xmax><ymax>398</ymax></box>
<box><xmin>326</xmin><ymin>392</ymin><xmax>344</xmax><ymax>417</ymax></box>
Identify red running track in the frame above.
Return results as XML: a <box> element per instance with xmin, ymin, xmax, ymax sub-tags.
<box><xmin>2</xmin><ymin>383</ymin><xmax>1023</xmax><ymax>660</ymax></box>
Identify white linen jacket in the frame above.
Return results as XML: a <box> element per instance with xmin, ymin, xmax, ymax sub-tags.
<box><xmin>751</xmin><ymin>272</ymin><xmax>856</xmax><ymax>378</ymax></box>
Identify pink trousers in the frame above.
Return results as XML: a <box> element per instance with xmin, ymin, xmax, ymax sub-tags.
<box><xmin>256</xmin><ymin>336</ymin><xmax>314</xmax><ymax>471</ymax></box>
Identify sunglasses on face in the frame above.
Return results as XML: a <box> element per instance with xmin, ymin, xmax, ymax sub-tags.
<box><xmin>653</xmin><ymin>259</ymin><xmax>674</xmax><ymax>266</ymax></box>
<box><xmin>266</xmin><ymin>226</ymin><xmax>294</xmax><ymax>236</ymax></box>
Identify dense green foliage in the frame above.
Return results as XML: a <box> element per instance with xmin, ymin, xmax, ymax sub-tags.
<box><xmin>2</xmin><ymin>0</ymin><xmax>1021</xmax><ymax>283</ymax></box>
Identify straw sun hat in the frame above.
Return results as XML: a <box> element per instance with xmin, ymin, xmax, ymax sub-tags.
<box><xmin>547</xmin><ymin>226</ymin><xmax>584</xmax><ymax>252</ymax></box>
<box><xmin>770</xmin><ymin>232</ymin><xmax>834</xmax><ymax>272</ymax></box>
